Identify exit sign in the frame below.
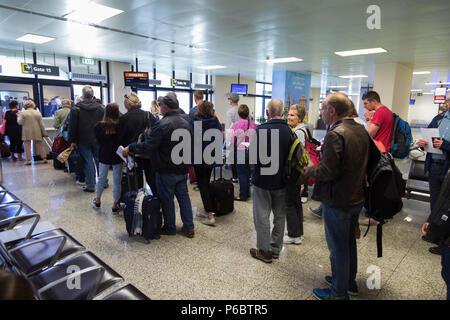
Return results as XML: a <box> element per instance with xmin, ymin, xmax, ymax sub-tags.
<box><xmin>81</xmin><ymin>58</ymin><xmax>95</xmax><ymax>65</ymax></box>
<box><xmin>416</xmin><ymin>92</ymin><xmax>423</xmax><ymax>96</ymax></box>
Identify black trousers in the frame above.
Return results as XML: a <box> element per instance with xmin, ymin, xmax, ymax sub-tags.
<box><xmin>194</xmin><ymin>166</ymin><xmax>214</xmax><ymax>213</ymax></box>
<box><xmin>285</xmin><ymin>184</ymin><xmax>304</xmax><ymax>237</ymax></box>
<box><xmin>136</xmin><ymin>158</ymin><xmax>158</xmax><ymax>196</ymax></box>
<box><xmin>8</xmin><ymin>135</ymin><xmax>23</xmax><ymax>153</ymax></box>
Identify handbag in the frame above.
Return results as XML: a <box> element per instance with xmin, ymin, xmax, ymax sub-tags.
<box><xmin>57</xmin><ymin>146</ymin><xmax>74</xmax><ymax>163</ymax></box>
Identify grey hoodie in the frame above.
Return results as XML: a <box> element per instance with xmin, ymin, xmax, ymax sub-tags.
<box><xmin>69</xmin><ymin>99</ymin><xmax>104</xmax><ymax>145</ymax></box>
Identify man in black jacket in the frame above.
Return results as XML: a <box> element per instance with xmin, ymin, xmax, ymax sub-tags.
<box><xmin>123</xmin><ymin>94</ymin><xmax>195</xmax><ymax>238</ymax></box>
<box><xmin>69</xmin><ymin>86</ymin><xmax>104</xmax><ymax>192</ymax></box>
<box><xmin>118</xmin><ymin>92</ymin><xmax>157</xmax><ymax>194</ymax></box>
<box><xmin>306</xmin><ymin>92</ymin><xmax>371</xmax><ymax>300</ymax></box>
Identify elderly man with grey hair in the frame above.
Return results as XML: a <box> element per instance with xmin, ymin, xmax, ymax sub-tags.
<box><xmin>249</xmin><ymin>99</ymin><xmax>293</xmax><ymax>264</ymax></box>
<box><xmin>69</xmin><ymin>85</ymin><xmax>105</xmax><ymax>192</ymax></box>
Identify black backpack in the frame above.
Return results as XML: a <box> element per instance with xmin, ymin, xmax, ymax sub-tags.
<box><xmin>364</xmin><ymin>135</ymin><xmax>406</xmax><ymax>257</ymax></box>
<box><xmin>390</xmin><ymin>113</ymin><xmax>412</xmax><ymax>159</ymax></box>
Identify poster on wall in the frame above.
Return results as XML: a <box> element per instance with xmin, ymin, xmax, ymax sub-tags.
<box><xmin>285</xmin><ymin>72</ymin><xmax>311</xmax><ymax>121</ymax></box>
<box><xmin>434</xmin><ymin>87</ymin><xmax>447</xmax><ymax>104</ymax></box>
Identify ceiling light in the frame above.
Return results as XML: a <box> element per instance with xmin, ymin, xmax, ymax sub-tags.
<box><xmin>339</xmin><ymin>75</ymin><xmax>368</xmax><ymax>79</ymax></box>
<box><xmin>410</xmin><ymin>89</ymin><xmax>423</xmax><ymax>92</ymax></box>
<box><xmin>198</xmin><ymin>65</ymin><xmax>226</xmax><ymax>70</ymax></box>
<box><xmin>413</xmin><ymin>71</ymin><xmax>430</xmax><ymax>75</ymax></box>
<box><xmin>16</xmin><ymin>34</ymin><xmax>55</xmax><ymax>44</ymax></box>
<box><xmin>65</xmin><ymin>3</ymin><xmax>123</xmax><ymax>24</ymax></box>
<box><xmin>425</xmin><ymin>82</ymin><xmax>450</xmax><ymax>86</ymax></box>
<box><xmin>266</xmin><ymin>57</ymin><xmax>303</xmax><ymax>63</ymax></box>
<box><xmin>422</xmin><ymin>92</ymin><xmax>434</xmax><ymax>95</ymax></box>
<box><xmin>328</xmin><ymin>85</ymin><xmax>347</xmax><ymax>88</ymax></box>
<box><xmin>335</xmin><ymin>48</ymin><xmax>387</xmax><ymax>57</ymax></box>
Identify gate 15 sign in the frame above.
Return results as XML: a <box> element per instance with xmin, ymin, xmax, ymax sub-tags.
<box><xmin>21</xmin><ymin>63</ymin><xmax>60</xmax><ymax>76</ymax></box>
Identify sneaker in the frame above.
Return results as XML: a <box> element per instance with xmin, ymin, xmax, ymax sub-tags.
<box><xmin>76</xmin><ymin>181</ymin><xmax>86</xmax><ymax>187</ymax></box>
<box><xmin>249</xmin><ymin>248</ymin><xmax>272</xmax><ymax>263</ymax></box>
<box><xmin>309</xmin><ymin>206</ymin><xmax>322</xmax><ymax>218</ymax></box>
<box><xmin>92</xmin><ymin>198</ymin><xmax>100</xmax><ymax>209</ymax></box>
<box><xmin>111</xmin><ymin>205</ymin><xmax>122</xmax><ymax>214</ymax></box>
<box><xmin>82</xmin><ymin>187</ymin><xmax>95</xmax><ymax>193</ymax></box>
<box><xmin>196</xmin><ymin>210</ymin><xmax>209</xmax><ymax>219</ymax></box>
<box><xmin>301</xmin><ymin>197</ymin><xmax>308</xmax><ymax>204</ymax></box>
<box><xmin>201</xmin><ymin>217</ymin><xmax>215</xmax><ymax>226</ymax></box>
<box><xmin>283</xmin><ymin>235</ymin><xmax>304</xmax><ymax>245</ymax></box>
<box><xmin>232</xmin><ymin>178</ymin><xmax>238</xmax><ymax>183</ymax></box>
<box><xmin>429</xmin><ymin>246</ymin><xmax>442</xmax><ymax>256</ymax></box>
<box><xmin>160</xmin><ymin>227</ymin><xmax>176</xmax><ymax>236</ymax></box>
<box><xmin>324</xmin><ymin>276</ymin><xmax>359</xmax><ymax>296</ymax></box>
<box><xmin>313</xmin><ymin>288</ymin><xmax>349</xmax><ymax>300</ymax></box>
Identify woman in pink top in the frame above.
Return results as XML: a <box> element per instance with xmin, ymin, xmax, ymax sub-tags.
<box><xmin>228</xmin><ymin>105</ymin><xmax>256</xmax><ymax>201</ymax></box>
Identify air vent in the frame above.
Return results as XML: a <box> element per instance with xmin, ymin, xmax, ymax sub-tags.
<box><xmin>71</xmin><ymin>72</ymin><xmax>107</xmax><ymax>82</ymax></box>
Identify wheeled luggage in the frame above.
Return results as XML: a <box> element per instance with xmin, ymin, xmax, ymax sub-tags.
<box><xmin>123</xmin><ymin>160</ymin><xmax>162</xmax><ymax>243</ymax></box>
<box><xmin>0</xmin><ymin>140</ymin><xmax>10</xmax><ymax>158</ymax></box>
<box><xmin>210</xmin><ymin>165</ymin><xmax>234</xmax><ymax>216</ymax></box>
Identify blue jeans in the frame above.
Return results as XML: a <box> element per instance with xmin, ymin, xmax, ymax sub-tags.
<box><xmin>78</xmin><ymin>143</ymin><xmax>100</xmax><ymax>190</ymax></box>
<box><xmin>96</xmin><ymin>163</ymin><xmax>123</xmax><ymax>203</ymax></box>
<box><xmin>155</xmin><ymin>172</ymin><xmax>194</xmax><ymax>234</ymax></box>
<box><xmin>442</xmin><ymin>246</ymin><xmax>450</xmax><ymax>300</ymax></box>
<box><xmin>322</xmin><ymin>204</ymin><xmax>362</xmax><ymax>297</ymax></box>
<box><xmin>429</xmin><ymin>162</ymin><xmax>445</xmax><ymax>212</ymax></box>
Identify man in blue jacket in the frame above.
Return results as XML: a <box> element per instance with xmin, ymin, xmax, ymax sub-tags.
<box><xmin>123</xmin><ymin>94</ymin><xmax>195</xmax><ymax>238</ymax></box>
<box><xmin>418</xmin><ymin>95</ymin><xmax>450</xmax><ymax>255</ymax></box>
<box><xmin>249</xmin><ymin>99</ymin><xmax>292</xmax><ymax>263</ymax></box>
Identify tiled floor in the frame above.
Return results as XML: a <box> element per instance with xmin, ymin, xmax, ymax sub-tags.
<box><xmin>0</xmin><ymin>157</ymin><xmax>446</xmax><ymax>300</ymax></box>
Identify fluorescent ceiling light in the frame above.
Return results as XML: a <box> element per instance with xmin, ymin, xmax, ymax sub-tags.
<box><xmin>339</xmin><ymin>75</ymin><xmax>368</xmax><ymax>79</ymax></box>
<box><xmin>410</xmin><ymin>89</ymin><xmax>423</xmax><ymax>92</ymax></box>
<box><xmin>266</xmin><ymin>57</ymin><xmax>303</xmax><ymax>63</ymax></box>
<box><xmin>328</xmin><ymin>85</ymin><xmax>347</xmax><ymax>88</ymax></box>
<box><xmin>198</xmin><ymin>65</ymin><xmax>226</xmax><ymax>70</ymax></box>
<box><xmin>423</xmin><ymin>92</ymin><xmax>434</xmax><ymax>95</ymax></box>
<box><xmin>65</xmin><ymin>3</ymin><xmax>123</xmax><ymax>24</ymax></box>
<box><xmin>413</xmin><ymin>71</ymin><xmax>430</xmax><ymax>75</ymax></box>
<box><xmin>426</xmin><ymin>82</ymin><xmax>450</xmax><ymax>86</ymax></box>
<box><xmin>335</xmin><ymin>48</ymin><xmax>387</xmax><ymax>57</ymax></box>
<box><xmin>16</xmin><ymin>34</ymin><xmax>55</xmax><ymax>44</ymax></box>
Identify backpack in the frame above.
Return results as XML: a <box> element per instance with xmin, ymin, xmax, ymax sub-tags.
<box><xmin>298</xmin><ymin>128</ymin><xmax>321</xmax><ymax>186</ymax></box>
<box><xmin>390</xmin><ymin>113</ymin><xmax>412</xmax><ymax>159</ymax></box>
<box><xmin>364</xmin><ymin>135</ymin><xmax>406</xmax><ymax>257</ymax></box>
<box><xmin>283</xmin><ymin>128</ymin><xmax>310</xmax><ymax>185</ymax></box>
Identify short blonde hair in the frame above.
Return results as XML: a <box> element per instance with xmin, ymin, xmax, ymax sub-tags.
<box><xmin>23</xmin><ymin>100</ymin><xmax>36</xmax><ymax>110</ymax></box>
<box><xmin>151</xmin><ymin>100</ymin><xmax>160</xmax><ymax>114</ymax></box>
<box><xmin>290</xmin><ymin>104</ymin><xmax>306</xmax><ymax>122</ymax></box>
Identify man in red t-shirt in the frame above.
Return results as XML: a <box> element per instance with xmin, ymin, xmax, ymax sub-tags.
<box><xmin>363</xmin><ymin>91</ymin><xmax>394</xmax><ymax>151</ymax></box>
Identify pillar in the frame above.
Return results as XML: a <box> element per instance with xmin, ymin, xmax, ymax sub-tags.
<box><xmin>109</xmin><ymin>61</ymin><xmax>132</xmax><ymax>114</ymax></box>
<box><xmin>373</xmin><ymin>62</ymin><xmax>413</xmax><ymax>120</ymax></box>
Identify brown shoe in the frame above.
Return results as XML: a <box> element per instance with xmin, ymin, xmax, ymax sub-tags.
<box><xmin>183</xmin><ymin>228</ymin><xmax>195</xmax><ymax>238</ymax></box>
<box><xmin>160</xmin><ymin>227</ymin><xmax>176</xmax><ymax>236</ymax></box>
<box><xmin>250</xmin><ymin>248</ymin><xmax>272</xmax><ymax>263</ymax></box>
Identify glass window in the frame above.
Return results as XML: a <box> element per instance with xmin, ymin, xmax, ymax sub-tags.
<box><xmin>36</xmin><ymin>53</ymin><xmax>69</xmax><ymax>80</ymax></box>
<box><xmin>156</xmin><ymin>72</ymin><xmax>172</xmax><ymax>87</ymax></box>
<box><xmin>0</xmin><ymin>48</ymin><xmax>34</xmax><ymax>78</ymax></box>
<box><xmin>137</xmin><ymin>91</ymin><xmax>156</xmax><ymax>112</ymax></box>
<box><xmin>70</xmin><ymin>55</ymin><xmax>103</xmax><ymax>78</ymax></box>
<box><xmin>73</xmin><ymin>84</ymin><xmax>101</xmax><ymax>104</ymax></box>
<box><xmin>176</xmin><ymin>92</ymin><xmax>190</xmax><ymax>114</ymax></box>
<box><xmin>41</xmin><ymin>86</ymin><xmax>72</xmax><ymax>117</ymax></box>
<box><xmin>256</xmin><ymin>83</ymin><xmax>264</xmax><ymax>96</ymax></box>
<box><xmin>255</xmin><ymin>97</ymin><xmax>263</xmax><ymax>122</ymax></box>
<box><xmin>264</xmin><ymin>84</ymin><xmax>272</xmax><ymax>96</ymax></box>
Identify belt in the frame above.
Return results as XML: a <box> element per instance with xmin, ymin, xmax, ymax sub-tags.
<box><xmin>431</xmin><ymin>159</ymin><xmax>445</xmax><ymax>165</ymax></box>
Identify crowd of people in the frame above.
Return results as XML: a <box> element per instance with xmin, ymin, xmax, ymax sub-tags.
<box><xmin>0</xmin><ymin>84</ymin><xmax>448</xmax><ymax>300</ymax></box>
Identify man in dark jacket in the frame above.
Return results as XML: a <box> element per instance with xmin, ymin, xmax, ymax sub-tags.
<box><xmin>305</xmin><ymin>92</ymin><xmax>371</xmax><ymax>300</ymax></box>
<box><xmin>69</xmin><ymin>86</ymin><xmax>104</xmax><ymax>192</ymax></box>
<box><xmin>123</xmin><ymin>94</ymin><xmax>195</xmax><ymax>238</ymax></box>
<box><xmin>118</xmin><ymin>92</ymin><xmax>157</xmax><ymax>194</ymax></box>
<box><xmin>418</xmin><ymin>97</ymin><xmax>450</xmax><ymax>255</ymax></box>
<box><xmin>249</xmin><ymin>99</ymin><xmax>292</xmax><ymax>264</ymax></box>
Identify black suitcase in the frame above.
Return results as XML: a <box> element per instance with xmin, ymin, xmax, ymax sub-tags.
<box><xmin>210</xmin><ymin>165</ymin><xmax>234</xmax><ymax>216</ymax></box>
<box><xmin>120</xmin><ymin>166</ymin><xmax>143</xmax><ymax>204</ymax></box>
<box><xmin>52</xmin><ymin>153</ymin><xmax>66</xmax><ymax>170</ymax></box>
<box><xmin>123</xmin><ymin>160</ymin><xmax>162</xmax><ymax>243</ymax></box>
<box><xmin>67</xmin><ymin>149</ymin><xmax>83</xmax><ymax>175</ymax></box>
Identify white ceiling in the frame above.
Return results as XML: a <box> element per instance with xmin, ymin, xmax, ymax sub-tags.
<box><xmin>0</xmin><ymin>0</ymin><xmax>449</xmax><ymax>89</ymax></box>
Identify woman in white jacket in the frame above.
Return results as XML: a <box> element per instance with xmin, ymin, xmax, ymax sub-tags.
<box><xmin>17</xmin><ymin>100</ymin><xmax>48</xmax><ymax>165</ymax></box>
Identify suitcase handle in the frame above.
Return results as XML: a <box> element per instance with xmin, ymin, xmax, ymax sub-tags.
<box><xmin>126</xmin><ymin>154</ymin><xmax>139</xmax><ymax>192</ymax></box>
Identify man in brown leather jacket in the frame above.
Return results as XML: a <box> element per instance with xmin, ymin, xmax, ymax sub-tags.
<box><xmin>306</xmin><ymin>92</ymin><xmax>371</xmax><ymax>300</ymax></box>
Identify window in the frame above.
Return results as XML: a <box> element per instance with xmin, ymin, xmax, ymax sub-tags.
<box><xmin>36</xmin><ymin>53</ymin><xmax>69</xmax><ymax>81</ymax></box>
<box><xmin>156</xmin><ymin>73</ymin><xmax>172</xmax><ymax>87</ymax></box>
<box><xmin>73</xmin><ymin>84</ymin><xmax>101</xmax><ymax>103</ymax></box>
<box><xmin>0</xmin><ymin>48</ymin><xmax>34</xmax><ymax>78</ymax></box>
<box><xmin>137</xmin><ymin>91</ymin><xmax>155</xmax><ymax>112</ymax></box>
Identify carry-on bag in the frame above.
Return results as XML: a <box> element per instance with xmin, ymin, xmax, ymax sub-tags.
<box><xmin>210</xmin><ymin>165</ymin><xmax>234</xmax><ymax>216</ymax></box>
<box><xmin>123</xmin><ymin>158</ymin><xmax>162</xmax><ymax>243</ymax></box>
<box><xmin>0</xmin><ymin>140</ymin><xmax>10</xmax><ymax>158</ymax></box>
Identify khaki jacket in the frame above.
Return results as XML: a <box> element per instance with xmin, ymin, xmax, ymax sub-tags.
<box><xmin>18</xmin><ymin>108</ymin><xmax>46</xmax><ymax>141</ymax></box>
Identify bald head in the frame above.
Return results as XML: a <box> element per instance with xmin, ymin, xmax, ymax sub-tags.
<box><xmin>267</xmin><ymin>99</ymin><xmax>284</xmax><ymax>118</ymax></box>
<box><xmin>325</xmin><ymin>92</ymin><xmax>352</xmax><ymax>117</ymax></box>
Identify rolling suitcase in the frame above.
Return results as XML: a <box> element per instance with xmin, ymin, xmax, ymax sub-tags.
<box><xmin>0</xmin><ymin>141</ymin><xmax>10</xmax><ymax>158</ymax></box>
<box><xmin>119</xmin><ymin>165</ymin><xmax>143</xmax><ymax>204</ymax></box>
<box><xmin>210</xmin><ymin>165</ymin><xmax>234</xmax><ymax>216</ymax></box>
<box><xmin>123</xmin><ymin>159</ymin><xmax>162</xmax><ymax>243</ymax></box>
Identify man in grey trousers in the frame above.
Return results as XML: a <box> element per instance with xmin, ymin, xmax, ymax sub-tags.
<box><xmin>249</xmin><ymin>99</ymin><xmax>292</xmax><ymax>263</ymax></box>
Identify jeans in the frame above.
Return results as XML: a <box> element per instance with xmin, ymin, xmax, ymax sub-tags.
<box><xmin>155</xmin><ymin>172</ymin><xmax>194</xmax><ymax>234</ymax></box>
<box><xmin>442</xmin><ymin>246</ymin><xmax>450</xmax><ymax>300</ymax></box>
<box><xmin>78</xmin><ymin>143</ymin><xmax>100</xmax><ymax>190</ymax></box>
<box><xmin>193</xmin><ymin>166</ymin><xmax>214</xmax><ymax>213</ymax></box>
<box><xmin>252</xmin><ymin>186</ymin><xmax>287</xmax><ymax>255</ymax></box>
<box><xmin>322</xmin><ymin>204</ymin><xmax>362</xmax><ymax>297</ymax></box>
<box><xmin>285</xmin><ymin>184</ymin><xmax>303</xmax><ymax>237</ymax></box>
<box><xmin>429</xmin><ymin>162</ymin><xmax>445</xmax><ymax>212</ymax></box>
<box><xmin>96</xmin><ymin>163</ymin><xmax>123</xmax><ymax>203</ymax></box>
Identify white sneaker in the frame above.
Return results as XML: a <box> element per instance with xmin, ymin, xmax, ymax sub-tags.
<box><xmin>201</xmin><ymin>217</ymin><xmax>215</xmax><ymax>226</ymax></box>
<box><xmin>197</xmin><ymin>210</ymin><xmax>209</xmax><ymax>219</ymax></box>
<box><xmin>283</xmin><ymin>235</ymin><xmax>304</xmax><ymax>245</ymax></box>
<box><xmin>76</xmin><ymin>181</ymin><xmax>86</xmax><ymax>187</ymax></box>
<box><xmin>301</xmin><ymin>197</ymin><xmax>308</xmax><ymax>203</ymax></box>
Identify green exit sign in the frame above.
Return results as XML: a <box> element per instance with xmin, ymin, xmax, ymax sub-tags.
<box><xmin>81</xmin><ymin>58</ymin><xmax>95</xmax><ymax>65</ymax></box>
<box><xmin>416</xmin><ymin>92</ymin><xmax>423</xmax><ymax>96</ymax></box>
